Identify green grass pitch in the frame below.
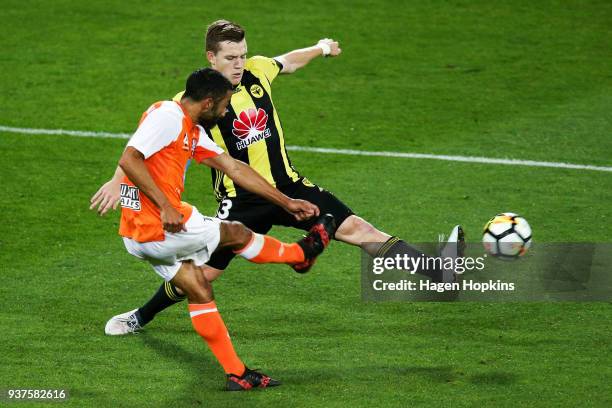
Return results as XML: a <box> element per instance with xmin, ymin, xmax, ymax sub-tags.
<box><xmin>1</xmin><ymin>1</ymin><xmax>611</xmax><ymax>407</ymax></box>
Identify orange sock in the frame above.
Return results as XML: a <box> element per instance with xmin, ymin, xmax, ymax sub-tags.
<box><xmin>234</xmin><ymin>233</ymin><xmax>305</xmax><ymax>264</ymax></box>
<box><xmin>189</xmin><ymin>302</ymin><xmax>245</xmax><ymax>376</ymax></box>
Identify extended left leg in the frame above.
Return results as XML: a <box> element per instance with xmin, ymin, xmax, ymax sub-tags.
<box><xmin>334</xmin><ymin>214</ymin><xmax>391</xmax><ymax>255</ymax></box>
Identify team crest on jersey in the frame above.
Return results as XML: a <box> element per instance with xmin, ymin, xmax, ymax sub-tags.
<box><xmin>232</xmin><ymin>108</ymin><xmax>272</xmax><ymax>150</ymax></box>
<box><xmin>182</xmin><ymin>133</ymin><xmax>190</xmax><ymax>151</ymax></box>
<box><xmin>120</xmin><ymin>184</ymin><xmax>141</xmax><ymax>211</ymax></box>
<box><xmin>181</xmin><ymin>133</ymin><xmax>197</xmax><ymax>154</ymax></box>
<box><xmin>250</xmin><ymin>84</ymin><xmax>264</xmax><ymax>98</ymax></box>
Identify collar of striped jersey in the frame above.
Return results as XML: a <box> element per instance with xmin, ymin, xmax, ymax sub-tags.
<box><xmin>174</xmin><ymin>100</ymin><xmax>195</xmax><ymax>130</ymax></box>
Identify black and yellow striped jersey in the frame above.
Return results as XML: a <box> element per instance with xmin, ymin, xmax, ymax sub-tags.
<box><xmin>174</xmin><ymin>56</ymin><xmax>300</xmax><ymax>201</ymax></box>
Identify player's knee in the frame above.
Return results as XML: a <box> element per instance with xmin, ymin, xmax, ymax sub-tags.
<box><xmin>176</xmin><ymin>264</ymin><xmax>214</xmax><ymax>303</ymax></box>
<box><xmin>339</xmin><ymin>215</ymin><xmax>368</xmax><ymax>235</ymax></box>
<box><xmin>339</xmin><ymin>215</ymin><xmax>380</xmax><ymax>242</ymax></box>
<box><xmin>219</xmin><ymin>221</ymin><xmax>252</xmax><ymax>249</ymax></box>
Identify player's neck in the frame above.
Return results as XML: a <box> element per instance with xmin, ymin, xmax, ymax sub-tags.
<box><xmin>178</xmin><ymin>99</ymin><xmax>200</xmax><ymax>125</ymax></box>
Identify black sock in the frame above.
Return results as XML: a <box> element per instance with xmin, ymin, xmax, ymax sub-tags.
<box><xmin>136</xmin><ymin>281</ymin><xmax>186</xmax><ymax>326</ymax></box>
<box><xmin>376</xmin><ymin>237</ymin><xmax>442</xmax><ymax>281</ymax></box>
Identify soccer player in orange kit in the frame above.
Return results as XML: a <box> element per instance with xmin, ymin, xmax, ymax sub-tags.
<box><xmin>108</xmin><ymin>67</ymin><xmax>334</xmax><ymax>390</ymax></box>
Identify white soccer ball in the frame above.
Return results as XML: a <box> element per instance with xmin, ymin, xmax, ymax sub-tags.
<box><xmin>482</xmin><ymin>212</ymin><xmax>532</xmax><ymax>259</ymax></box>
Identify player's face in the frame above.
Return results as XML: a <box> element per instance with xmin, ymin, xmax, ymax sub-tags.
<box><xmin>207</xmin><ymin>40</ymin><xmax>247</xmax><ymax>86</ymax></box>
<box><xmin>198</xmin><ymin>91</ymin><xmax>232</xmax><ymax>127</ymax></box>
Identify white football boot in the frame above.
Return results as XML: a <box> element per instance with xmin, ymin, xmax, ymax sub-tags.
<box><xmin>439</xmin><ymin>225</ymin><xmax>466</xmax><ymax>283</ymax></box>
<box><xmin>104</xmin><ymin>309</ymin><xmax>142</xmax><ymax>335</ymax></box>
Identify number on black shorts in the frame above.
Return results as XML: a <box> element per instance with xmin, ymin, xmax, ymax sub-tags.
<box><xmin>217</xmin><ymin>199</ymin><xmax>233</xmax><ymax>219</ymax></box>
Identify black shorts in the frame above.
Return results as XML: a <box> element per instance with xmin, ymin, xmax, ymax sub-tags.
<box><xmin>208</xmin><ymin>177</ymin><xmax>354</xmax><ymax>270</ymax></box>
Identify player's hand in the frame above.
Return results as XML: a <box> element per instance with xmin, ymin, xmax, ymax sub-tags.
<box><xmin>286</xmin><ymin>199</ymin><xmax>320</xmax><ymax>221</ymax></box>
<box><xmin>318</xmin><ymin>38</ymin><xmax>342</xmax><ymax>57</ymax></box>
<box><xmin>90</xmin><ymin>180</ymin><xmax>121</xmax><ymax>215</ymax></box>
<box><xmin>161</xmin><ymin>205</ymin><xmax>186</xmax><ymax>233</ymax></box>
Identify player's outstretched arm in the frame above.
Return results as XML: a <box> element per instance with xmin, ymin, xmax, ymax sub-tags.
<box><xmin>90</xmin><ymin>166</ymin><xmax>125</xmax><ymax>215</ymax></box>
<box><xmin>200</xmin><ymin>153</ymin><xmax>320</xmax><ymax>221</ymax></box>
<box><xmin>118</xmin><ymin>147</ymin><xmax>185</xmax><ymax>233</ymax></box>
<box><xmin>275</xmin><ymin>38</ymin><xmax>341</xmax><ymax>74</ymax></box>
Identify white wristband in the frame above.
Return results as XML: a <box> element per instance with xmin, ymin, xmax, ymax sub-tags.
<box><xmin>317</xmin><ymin>42</ymin><xmax>331</xmax><ymax>56</ymax></box>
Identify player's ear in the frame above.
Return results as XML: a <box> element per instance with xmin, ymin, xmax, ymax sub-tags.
<box><xmin>206</xmin><ymin>51</ymin><xmax>215</xmax><ymax>66</ymax></box>
<box><xmin>201</xmin><ymin>97</ymin><xmax>214</xmax><ymax>111</ymax></box>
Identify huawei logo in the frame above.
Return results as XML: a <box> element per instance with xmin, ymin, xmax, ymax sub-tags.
<box><xmin>232</xmin><ymin>108</ymin><xmax>268</xmax><ymax>140</ymax></box>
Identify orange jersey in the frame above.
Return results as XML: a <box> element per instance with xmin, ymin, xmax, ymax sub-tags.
<box><xmin>119</xmin><ymin>101</ymin><xmax>224</xmax><ymax>242</ymax></box>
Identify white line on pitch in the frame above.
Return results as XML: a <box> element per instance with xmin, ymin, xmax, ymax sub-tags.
<box><xmin>1</xmin><ymin>125</ymin><xmax>611</xmax><ymax>173</ymax></box>
<box><xmin>287</xmin><ymin>146</ymin><xmax>612</xmax><ymax>173</ymax></box>
<box><xmin>0</xmin><ymin>126</ymin><xmax>132</xmax><ymax>139</ymax></box>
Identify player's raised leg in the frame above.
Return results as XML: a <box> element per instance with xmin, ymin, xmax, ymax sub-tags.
<box><xmin>335</xmin><ymin>215</ymin><xmax>465</xmax><ymax>282</ymax></box>
<box><xmin>266</xmin><ymin>181</ymin><xmax>465</xmax><ymax>281</ymax></box>
<box><xmin>219</xmin><ymin>214</ymin><xmax>334</xmax><ymax>266</ymax></box>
